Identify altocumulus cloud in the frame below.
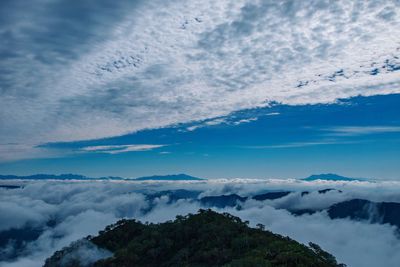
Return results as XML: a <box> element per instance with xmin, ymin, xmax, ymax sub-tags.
<box><xmin>1</xmin><ymin>0</ymin><xmax>400</xmax><ymax>160</ymax></box>
<box><xmin>1</xmin><ymin>179</ymin><xmax>400</xmax><ymax>267</ymax></box>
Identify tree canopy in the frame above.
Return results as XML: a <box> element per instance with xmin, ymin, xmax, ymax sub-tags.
<box><xmin>45</xmin><ymin>209</ymin><xmax>345</xmax><ymax>267</ymax></box>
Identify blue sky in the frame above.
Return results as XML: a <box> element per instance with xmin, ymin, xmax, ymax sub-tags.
<box><xmin>0</xmin><ymin>0</ymin><xmax>399</xmax><ymax>179</ymax></box>
<box><xmin>1</xmin><ymin>94</ymin><xmax>399</xmax><ymax>180</ymax></box>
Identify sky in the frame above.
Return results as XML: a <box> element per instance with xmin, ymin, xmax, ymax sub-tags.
<box><xmin>0</xmin><ymin>0</ymin><xmax>399</xmax><ymax>179</ymax></box>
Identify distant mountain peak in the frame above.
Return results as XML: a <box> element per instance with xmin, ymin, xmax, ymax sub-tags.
<box><xmin>302</xmin><ymin>173</ymin><xmax>364</xmax><ymax>181</ymax></box>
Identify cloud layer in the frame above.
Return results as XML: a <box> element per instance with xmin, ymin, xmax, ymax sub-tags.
<box><xmin>1</xmin><ymin>179</ymin><xmax>400</xmax><ymax>267</ymax></box>
<box><xmin>1</xmin><ymin>0</ymin><xmax>400</xmax><ymax>159</ymax></box>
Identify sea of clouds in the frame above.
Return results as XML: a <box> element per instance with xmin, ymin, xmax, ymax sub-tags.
<box><xmin>1</xmin><ymin>179</ymin><xmax>400</xmax><ymax>267</ymax></box>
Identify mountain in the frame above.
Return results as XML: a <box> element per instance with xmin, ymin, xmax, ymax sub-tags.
<box><xmin>0</xmin><ymin>173</ymin><xmax>91</xmax><ymax>180</ymax></box>
<box><xmin>327</xmin><ymin>199</ymin><xmax>400</xmax><ymax>229</ymax></box>
<box><xmin>134</xmin><ymin>174</ymin><xmax>205</xmax><ymax>181</ymax></box>
<box><xmin>301</xmin><ymin>189</ymin><xmax>343</xmax><ymax>196</ymax></box>
<box><xmin>289</xmin><ymin>198</ymin><xmax>400</xmax><ymax>228</ymax></box>
<box><xmin>252</xmin><ymin>191</ymin><xmax>292</xmax><ymax>201</ymax></box>
<box><xmin>198</xmin><ymin>190</ymin><xmax>342</xmax><ymax>209</ymax></box>
<box><xmin>0</xmin><ymin>185</ymin><xmax>22</xmax><ymax>189</ymax></box>
<box><xmin>0</xmin><ymin>227</ymin><xmax>43</xmax><ymax>261</ymax></box>
<box><xmin>302</xmin><ymin>173</ymin><xmax>363</xmax><ymax>182</ymax></box>
<box><xmin>44</xmin><ymin>210</ymin><xmax>345</xmax><ymax>267</ymax></box>
<box><xmin>0</xmin><ymin>173</ymin><xmax>205</xmax><ymax>181</ymax></box>
<box><xmin>1</xmin><ymin>173</ymin><xmax>367</xmax><ymax>182</ymax></box>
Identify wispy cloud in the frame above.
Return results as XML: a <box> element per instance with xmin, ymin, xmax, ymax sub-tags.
<box><xmin>186</xmin><ymin>118</ymin><xmax>228</xmax><ymax>131</ymax></box>
<box><xmin>81</xmin><ymin>144</ymin><xmax>166</xmax><ymax>154</ymax></box>
<box><xmin>0</xmin><ymin>143</ymin><xmax>66</xmax><ymax>162</ymax></box>
<box><xmin>233</xmin><ymin>117</ymin><xmax>258</xmax><ymax>125</ymax></box>
<box><xmin>325</xmin><ymin>126</ymin><xmax>400</xmax><ymax>136</ymax></box>
<box><xmin>186</xmin><ymin>116</ymin><xmax>259</xmax><ymax>131</ymax></box>
<box><xmin>244</xmin><ymin>125</ymin><xmax>400</xmax><ymax>149</ymax></box>
<box><xmin>240</xmin><ymin>140</ymin><xmax>361</xmax><ymax>149</ymax></box>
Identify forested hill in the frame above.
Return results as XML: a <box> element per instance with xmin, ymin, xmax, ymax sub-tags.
<box><xmin>44</xmin><ymin>210</ymin><xmax>345</xmax><ymax>267</ymax></box>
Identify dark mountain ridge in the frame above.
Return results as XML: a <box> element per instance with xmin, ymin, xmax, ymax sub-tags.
<box><xmin>327</xmin><ymin>199</ymin><xmax>400</xmax><ymax>229</ymax></box>
<box><xmin>252</xmin><ymin>191</ymin><xmax>292</xmax><ymax>201</ymax></box>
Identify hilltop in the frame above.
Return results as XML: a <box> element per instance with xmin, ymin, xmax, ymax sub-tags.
<box><xmin>44</xmin><ymin>210</ymin><xmax>345</xmax><ymax>267</ymax></box>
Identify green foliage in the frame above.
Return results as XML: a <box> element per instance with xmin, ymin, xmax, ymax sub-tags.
<box><xmin>88</xmin><ymin>210</ymin><xmax>345</xmax><ymax>267</ymax></box>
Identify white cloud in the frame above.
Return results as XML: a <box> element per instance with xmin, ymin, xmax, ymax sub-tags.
<box><xmin>186</xmin><ymin>117</ymin><xmax>228</xmax><ymax>131</ymax></box>
<box><xmin>228</xmin><ymin>205</ymin><xmax>400</xmax><ymax>267</ymax></box>
<box><xmin>0</xmin><ymin>143</ymin><xmax>68</xmax><ymax>162</ymax></box>
<box><xmin>1</xmin><ymin>179</ymin><xmax>400</xmax><ymax>266</ymax></box>
<box><xmin>1</xmin><ymin>0</ymin><xmax>400</xmax><ymax>160</ymax></box>
<box><xmin>238</xmin><ymin>139</ymin><xmax>362</xmax><ymax>149</ymax></box>
<box><xmin>80</xmin><ymin>144</ymin><xmax>166</xmax><ymax>154</ymax></box>
<box><xmin>233</xmin><ymin>117</ymin><xmax>258</xmax><ymax>125</ymax></box>
<box><xmin>325</xmin><ymin>126</ymin><xmax>400</xmax><ymax>136</ymax></box>
<box><xmin>186</xmin><ymin>116</ymin><xmax>258</xmax><ymax>131</ymax></box>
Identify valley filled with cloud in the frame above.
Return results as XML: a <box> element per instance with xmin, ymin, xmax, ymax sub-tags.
<box><xmin>1</xmin><ymin>179</ymin><xmax>400</xmax><ymax>267</ymax></box>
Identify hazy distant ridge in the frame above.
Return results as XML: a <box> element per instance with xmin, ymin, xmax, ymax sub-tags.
<box><xmin>302</xmin><ymin>173</ymin><xmax>365</xmax><ymax>181</ymax></box>
<box><xmin>0</xmin><ymin>173</ymin><xmax>205</xmax><ymax>181</ymax></box>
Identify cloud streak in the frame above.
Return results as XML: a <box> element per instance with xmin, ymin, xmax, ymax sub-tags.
<box><xmin>238</xmin><ymin>139</ymin><xmax>362</xmax><ymax>149</ymax></box>
<box><xmin>325</xmin><ymin>126</ymin><xmax>400</xmax><ymax>136</ymax></box>
<box><xmin>80</xmin><ymin>144</ymin><xmax>166</xmax><ymax>154</ymax></box>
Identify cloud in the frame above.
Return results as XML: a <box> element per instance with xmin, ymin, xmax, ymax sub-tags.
<box><xmin>1</xmin><ymin>179</ymin><xmax>400</xmax><ymax>266</ymax></box>
<box><xmin>186</xmin><ymin>116</ymin><xmax>258</xmax><ymax>131</ymax></box>
<box><xmin>235</xmin><ymin>124</ymin><xmax>400</xmax><ymax>149</ymax></box>
<box><xmin>80</xmin><ymin>144</ymin><xmax>166</xmax><ymax>154</ymax></box>
<box><xmin>233</xmin><ymin>117</ymin><xmax>258</xmax><ymax>125</ymax></box>
<box><xmin>0</xmin><ymin>143</ymin><xmax>66</xmax><ymax>162</ymax></box>
<box><xmin>1</xmin><ymin>0</ymin><xmax>400</xmax><ymax>160</ymax></box>
<box><xmin>228</xmin><ymin>204</ymin><xmax>400</xmax><ymax>267</ymax></box>
<box><xmin>0</xmin><ymin>195</ymin><xmax>55</xmax><ymax>231</ymax></box>
<box><xmin>325</xmin><ymin>126</ymin><xmax>400</xmax><ymax>136</ymax></box>
<box><xmin>57</xmin><ymin>239</ymin><xmax>112</xmax><ymax>267</ymax></box>
<box><xmin>238</xmin><ymin>139</ymin><xmax>362</xmax><ymax>149</ymax></box>
<box><xmin>186</xmin><ymin>117</ymin><xmax>228</xmax><ymax>131</ymax></box>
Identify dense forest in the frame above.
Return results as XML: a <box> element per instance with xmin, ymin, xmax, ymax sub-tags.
<box><xmin>45</xmin><ymin>210</ymin><xmax>345</xmax><ymax>267</ymax></box>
